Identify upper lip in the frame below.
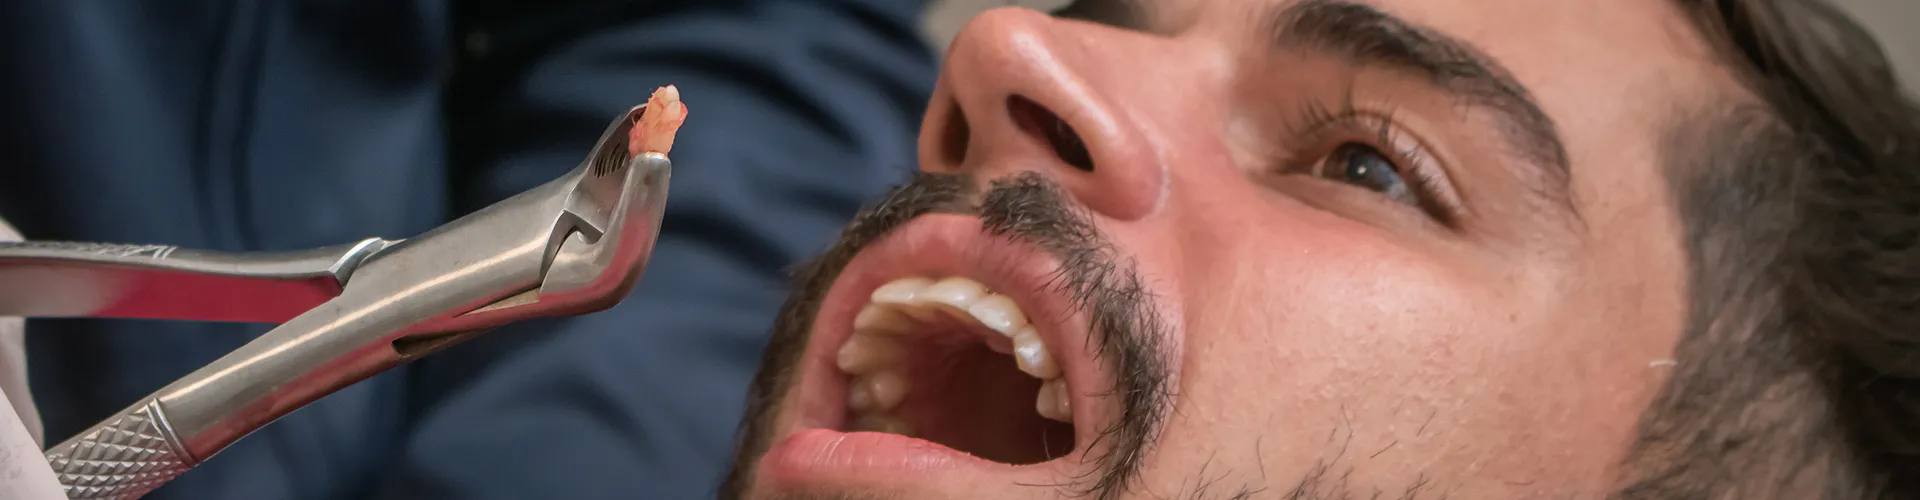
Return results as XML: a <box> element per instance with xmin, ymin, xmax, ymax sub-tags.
<box><xmin>776</xmin><ymin>212</ymin><xmax>1111</xmax><ymax>458</ymax></box>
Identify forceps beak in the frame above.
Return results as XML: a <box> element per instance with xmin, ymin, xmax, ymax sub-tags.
<box><xmin>448</xmin><ymin>104</ymin><xmax>674</xmax><ymax>323</ymax></box>
<box><xmin>538</xmin><ymin>148</ymin><xmax>673</xmax><ymax>314</ymax></box>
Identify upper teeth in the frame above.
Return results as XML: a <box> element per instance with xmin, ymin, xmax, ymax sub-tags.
<box><xmin>836</xmin><ymin>276</ymin><xmax>1073</xmax><ymax>434</ymax></box>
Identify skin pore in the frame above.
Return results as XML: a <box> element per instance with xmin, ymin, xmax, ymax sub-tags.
<box><xmin>723</xmin><ymin>0</ymin><xmax>1756</xmax><ymax>498</ymax></box>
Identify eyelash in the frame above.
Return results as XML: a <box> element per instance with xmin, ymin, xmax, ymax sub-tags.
<box><xmin>1279</xmin><ymin>100</ymin><xmax>1460</xmax><ymax>222</ymax></box>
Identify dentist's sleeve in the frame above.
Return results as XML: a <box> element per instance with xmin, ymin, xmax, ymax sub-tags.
<box><xmin>0</xmin><ymin>219</ymin><xmax>62</xmax><ymax>500</ymax></box>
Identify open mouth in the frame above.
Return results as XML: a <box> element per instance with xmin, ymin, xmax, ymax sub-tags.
<box><xmin>834</xmin><ymin>275</ymin><xmax>1077</xmax><ymax>464</ymax></box>
<box><xmin>760</xmin><ymin>214</ymin><xmax>1109</xmax><ymax>485</ymax></box>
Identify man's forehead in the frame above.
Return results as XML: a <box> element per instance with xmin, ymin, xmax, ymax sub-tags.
<box><xmin>1134</xmin><ymin>0</ymin><xmax>1719</xmax><ymax>104</ymax></box>
<box><xmin>1128</xmin><ymin>0</ymin><xmax>1703</xmax><ymax>58</ymax></box>
<box><xmin>1105</xmin><ymin>0</ymin><xmax>1727</xmax><ymax>208</ymax></box>
<box><xmin>1366</xmin><ymin>0</ymin><xmax>1725</xmax><ymax>128</ymax></box>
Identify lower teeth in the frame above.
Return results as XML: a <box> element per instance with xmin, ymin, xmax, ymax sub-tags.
<box><xmin>847</xmin><ymin>371</ymin><xmax>908</xmax><ymax>413</ymax></box>
<box><xmin>850</xmin><ymin>413</ymin><xmax>913</xmax><ymax>435</ymax></box>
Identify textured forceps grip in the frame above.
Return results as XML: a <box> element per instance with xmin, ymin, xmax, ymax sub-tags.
<box><xmin>42</xmin><ymin>400</ymin><xmax>194</xmax><ymax>500</ymax></box>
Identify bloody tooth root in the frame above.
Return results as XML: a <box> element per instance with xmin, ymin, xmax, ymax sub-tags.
<box><xmin>629</xmin><ymin>85</ymin><xmax>688</xmax><ymax>156</ymax></box>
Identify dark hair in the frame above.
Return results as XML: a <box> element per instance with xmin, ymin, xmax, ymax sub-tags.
<box><xmin>1622</xmin><ymin>0</ymin><xmax>1920</xmax><ymax>498</ymax></box>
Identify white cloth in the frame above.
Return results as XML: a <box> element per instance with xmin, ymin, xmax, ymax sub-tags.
<box><xmin>0</xmin><ymin>219</ymin><xmax>66</xmax><ymax>499</ymax></box>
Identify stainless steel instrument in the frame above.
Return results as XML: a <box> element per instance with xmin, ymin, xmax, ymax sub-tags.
<box><xmin>0</xmin><ymin>106</ymin><xmax>671</xmax><ymax>499</ymax></box>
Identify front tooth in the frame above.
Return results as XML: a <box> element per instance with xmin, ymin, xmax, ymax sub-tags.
<box><xmin>921</xmin><ymin>277</ymin><xmax>988</xmax><ymax>305</ymax></box>
<box><xmin>848</xmin><ymin>371</ymin><xmax>908</xmax><ymax>412</ymax></box>
<box><xmin>837</xmin><ymin>333</ymin><xmax>905</xmax><ymax>374</ymax></box>
<box><xmin>1036</xmin><ymin>378</ymin><xmax>1072</xmax><ymax>423</ymax></box>
<box><xmin>853</xmin><ymin>304</ymin><xmax>911</xmax><ymax>334</ymax></box>
<box><xmin>966</xmin><ymin>294</ymin><xmax>1028</xmax><ymax>336</ymax></box>
<box><xmin>920</xmin><ymin>277</ymin><xmax>988</xmax><ymax>320</ymax></box>
<box><xmin>871</xmin><ymin>277</ymin><xmax>939</xmax><ymax>321</ymax></box>
<box><xmin>871</xmin><ymin>277</ymin><xmax>933</xmax><ymax>304</ymax></box>
<box><xmin>1011</xmin><ymin>327</ymin><xmax>1060</xmax><ymax>379</ymax></box>
<box><xmin>851</xmin><ymin>414</ymin><xmax>913</xmax><ymax>435</ymax></box>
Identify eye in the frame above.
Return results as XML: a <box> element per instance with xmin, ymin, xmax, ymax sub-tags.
<box><xmin>1275</xmin><ymin>102</ymin><xmax>1461</xmax><ymax>222</ymax></box>
<box><xmin>1311</xmin><ymin>143</ymin><xmax>1417</xmax><ymax>205</ymax></box>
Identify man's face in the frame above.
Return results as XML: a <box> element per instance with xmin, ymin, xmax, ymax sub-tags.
<box><xmin>726</xmin><ymin>0</ymin><xmax>1726</xmax><ymax>497</ymax></box>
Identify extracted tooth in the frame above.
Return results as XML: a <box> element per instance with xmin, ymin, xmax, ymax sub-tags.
<box><xmin>1011</xmin><ymin>327</ymin><xmax>1060</xmax><ymax>379</ymax></box>
<box><xmin>921</xmin><ymin>277</ymin><xmax>988</xmax><ymax>320</ymax></box>
<box><xmin>851</xmin><ymin>413</ymin><xmax>913</xmax><ymax>435</ymax></box>
<box><xmin>848</xmin><ymin>371</ymin><xmax>908</xmax><ymax>412</ymax></box>
<box><xmin>836</xmin><ymin>333</ymin><xmax>905</xmax><ymax>374</ymax></box>
<box><xmin>966</xmin><ymin>294</ymin><xmax>1028</xmax><ymax>336</ymax></box>
<box><xmin>853</xmin><ymin>304</ymin><xmax>911</xmax><ymax>334</ymax></box>
<box><xmin>1036</xmin><ymin>378</ymin><xmax>1072</xmax><ymax>423</ymax></box>
<box><xmin>871</xmin><ymin>277</ymin><xmax>939</xmax><ymax>321</ymax></box>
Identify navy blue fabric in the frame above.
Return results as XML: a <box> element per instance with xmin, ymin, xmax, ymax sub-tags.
<box><xmin>0</xmin><ymin>1</ymin><xmax>933</xmax><ymax>498</ymax></box>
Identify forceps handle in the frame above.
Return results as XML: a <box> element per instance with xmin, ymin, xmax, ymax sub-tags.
<box><xmin>0</xmin><ymin>238</ymin><xmax>393</xmax><ymax>499</ymax></box>
<box><xmin>39</xmin><ymin>318</ymin><xmax>488</xmax><ymax>500</ymax></box>
<box><xmin>42</xmin><ymin>399</ymin><xmax>189</xmax><ymax>500</ymax></box>
<box><xmin>0</xmin><ymin>238</ymin><xmax>393</xmax><ymax>323</ymax></box>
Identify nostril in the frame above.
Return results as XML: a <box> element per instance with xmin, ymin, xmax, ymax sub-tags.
<box><xmin>1006</xmin><ymin>95</ymin><xmax>1094</xmax><ymax>172</ymax></box>
<box><xmin>939</xmin><ymin>97</ymin><xmax>970</xmax><ymax>168</ymax></box>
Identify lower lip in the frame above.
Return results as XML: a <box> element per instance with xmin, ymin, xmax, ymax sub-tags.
<box><xmin>760</xmin><ymin>429</ymin><xmax>1010</xmax><ymax>482</ymax></box>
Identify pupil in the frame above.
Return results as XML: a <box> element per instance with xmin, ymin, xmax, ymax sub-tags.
<box><xmin>1346</xmin><ymin>162</ymin><xmax>1372</xmax><ymax>182</ymax></box>
<box><xmin>1315</xmin><ymin>143</ymin><xmax>1416</xmax><ymax>204</ymax></box>
<box><xmin>1340</xmin><ymin>145</ymin><xmax>1390</xmax><ymax>189</ymax></box>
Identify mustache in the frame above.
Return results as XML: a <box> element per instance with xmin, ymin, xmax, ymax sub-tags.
<box><xmin>976</xmin><ymin>173</ymin><xmax>1172</xmax><ymax>498</ymax></box>
<box><xmin>719</xmin><ymin>172</ymin><xmax>973</xmax><ymax>500</ymax></box>
<box><xmin>719</xmin><ymin>172</ymin><xmax>1173</xmax><ymax>500</ymax></box>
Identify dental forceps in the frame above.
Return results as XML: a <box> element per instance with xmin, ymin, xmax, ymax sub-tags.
<box><xmin>0</xmin><ymin>106</ymin><xmax>671</xmax><ymax>500</ymax></box>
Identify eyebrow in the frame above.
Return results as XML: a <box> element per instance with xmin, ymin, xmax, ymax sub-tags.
<box><xmin>1054</xmin><ymin>0</ymin><xmax>1577</xmax><ymax>214</ymax></box>
<box><xmin>1271</xmin><ymin>0</ymin><xmax>1574</xmax><ymax>211</ymax></box>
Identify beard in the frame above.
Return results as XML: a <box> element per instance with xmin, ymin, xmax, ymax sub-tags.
<box><xmin>716</xmin><ymin>171</ymin><xmax>1176</xmax><ymax>500</ymax></box>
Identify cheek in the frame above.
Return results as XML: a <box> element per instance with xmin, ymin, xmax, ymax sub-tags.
<box><xmin>1163</xmin><ymin>220</ymin><xmax>1496</xmax><ymax>471</ymax></box>
<box><xmin>1159</xmin><ymin>216</ymin><xmax>1637</xmax><ymax>492</ymax></box>
<box><xmin>1187</xmin><ymin>230</ymin><xmax>1492</xmax><ymax>413</ymax></box>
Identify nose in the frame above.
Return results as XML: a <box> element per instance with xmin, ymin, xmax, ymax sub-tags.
<box><xmin>919</xmin><ymin>8</ymin><xmax>1168</xmax><ymax>221</ymax></box>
